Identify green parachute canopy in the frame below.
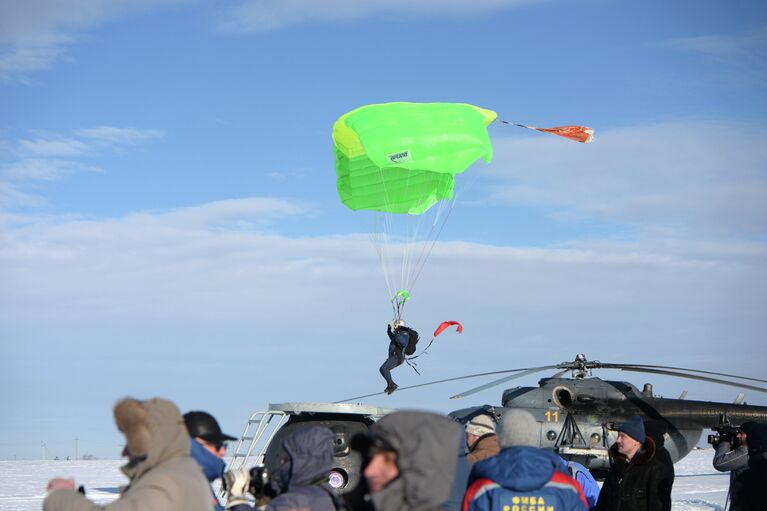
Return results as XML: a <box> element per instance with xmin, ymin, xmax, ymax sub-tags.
<box><xmin>333</xmin><ymin>102</ymin><xmax>497</xmax><ymax>215</ymax></box>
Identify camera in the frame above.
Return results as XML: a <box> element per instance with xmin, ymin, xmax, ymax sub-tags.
<box><xmin>707</xmin><ymin>424</ymin><xmax>740</xmax><ymax>448</ymax></box>
<box><xmin>247</xmin><ymin>465</ymin><xmax>276</xmax><ymax>499</ymax></box>
<box><xmin>222</xmin><ymin>465</ymin><xmax>277</xmax><ymax>503</ymax></box>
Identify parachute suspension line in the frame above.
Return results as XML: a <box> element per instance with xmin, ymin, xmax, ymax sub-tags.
<box><xmin>368</xmin><ymin>215</ymin><xmax>388</xmax><ymax>299</ymax></box>
<box><xmin>407</xmin><ymin>336</ymin><xmax>437</xmax><ymax>361</ymax></box>
<box><xmin>407</xmin><ymin>164</ymin><xmax>482</xmax><ymax>294</ymax></box>
<box><xmin>407</xmin><ymin>198</ymin><xmax>455</xmax><ymax>293</ymax></box>
<box><xmin>398</xmin><ymin>161</ymin><xmax>426</xmax><ymax>300</ymax></box>
<box><xmin>369</xmin><ymin>164</ymin><xmax>397</xmax><ymax>307</ymax></box>
<box><xmin>402</xmin><ymin>195</ymin><xmax>433</xmax><ymax>296</ymax></box>
<box><xmin>404</xmin><ymin>356</ymin><xmax>421</xmax><ymax>375</ymax></box>
<box><xmin>371</xmin><ymin>226</ymin><xmax>394</xmax><ymax>307</ymax></box>
<box><xmin>371</xmin><ymin>159</ymin><xmax>414</xmax><ymax>320</ymax></box>
<box><xmin>400</xmin><ymin>168</ymin><xmax>453</xmax><ymax>297</ymax></box>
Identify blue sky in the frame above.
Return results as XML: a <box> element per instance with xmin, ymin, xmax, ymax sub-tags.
<box><xmin>1</xmin><ymin>0</ymin><xmax>766</xmax><ymax>459</ymax></box>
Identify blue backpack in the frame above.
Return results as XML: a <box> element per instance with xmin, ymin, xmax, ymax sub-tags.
<box><xmin>566</xmin><ymin>461</ymin><xmax>599</xmax><ymax>509</ymax></box>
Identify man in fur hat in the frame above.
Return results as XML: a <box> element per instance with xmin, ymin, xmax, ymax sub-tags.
<box><xmin>44</xmin><ymin>397</ymin><xmax>211</xmax><ymax>511</ymax></box>
<box><xmin>595</xmin><ymin>415</ymin><xmax>672</xmax><ymax>511</ymax></box>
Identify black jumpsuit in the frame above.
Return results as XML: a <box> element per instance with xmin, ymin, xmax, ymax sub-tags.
<box><xmin>379</xmin><ymin>325</ymin><xmax>411</xmax><ymax>391</ymax></box>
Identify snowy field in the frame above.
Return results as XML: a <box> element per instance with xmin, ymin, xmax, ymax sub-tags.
<box><xmin>1</xmin><ymin>448</ymin><xmax>728</xmax><ymax>511</ymax></box>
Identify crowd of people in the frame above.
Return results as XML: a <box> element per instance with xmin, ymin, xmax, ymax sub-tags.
<box><xmin>42</xmin><ymin>396</ymin><xmax>767</xmax><ymax>511</ymax></box>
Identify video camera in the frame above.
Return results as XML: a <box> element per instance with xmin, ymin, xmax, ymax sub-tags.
<box><xmin>246</xmin><ymin>465</ymin><xmax>275</xmax><ymax>499</ymax></box>
<box><xmin>222</xmin><ymin>465</ymin><xmax>277</xmax><ymax>503</ymax></box>
<box><xmin>707</xmin><ymin>424</ymin><xmax>741</xmax><ymax>448</ymax></box>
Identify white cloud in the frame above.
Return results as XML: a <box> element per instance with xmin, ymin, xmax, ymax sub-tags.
<box><xmin>0</xmin><ymin>40</ymin><xmax>69</xmax><ymax>84</ymax></box>
<box><xmin>75</xmin><ymin>126</ymin><xmax>164</xmax><ymax>146</ymax></box>
<box><xmin>487</xmin><ymin>120</ymin><xmax>767</xmax><ymax>239</ymax></box>
<box><xmin>218</xmin><ymin>0</ymin><xmax>542</xmax><ymax>33</ymax></box>
<box><xmin>1</xmin><ymin>158</ymin><xmax>100</xmax><ymax>182</ymax></box>
<box><xmin>0</xmin><ymin>181</ymin><xmax>44</xmax><ymax>209</ymax></box>
<box><xmin>18</xmin><ymin>137</ymin><xmax>90</xmax><ymax>157</ymax></box>
<box><xmin>0</xmin><ymin>0</ymin><xmax>188</xmax><ymax>82</ymax></box>
<box><xmin>661</xmin><ymin>24</ymin><xmax>767</xmax><ymax>58</ymax></box>
<box><xmin>1</xmin><ymin>197</ymin><xmax>764</xmax><ymax>354</ymax></box>
<box><xmin>0</xmin><ymin>126</ymin><xmax>161</xmax><ymax>210</ymax></box>
<box><xmin>658</xmin><ymin>24</ymin><xmax>767</xmax><ymax>81</ymax></box>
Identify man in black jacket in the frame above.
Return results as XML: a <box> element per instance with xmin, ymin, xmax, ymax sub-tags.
<box><xmin>379</xmin><ymin>321</ymin><xmax>419</xmax><ymax>395</ymax></box>
<box><xmin>595</xmin><ymin>416</ymin><xmax>671</xmax><ymax>511</ymax></box>
<box><xmin>712</xmin><ymin>421</ymin><xmax>755</xmax><ymax>511</ymax></box>
<box><xmin>644</xmin><ymin>420</ymin><xmax>674</xmax><ymax>511</ymax></box>
<box><xmin>738</xmin><ymin>422</ymin><xmax>767</xmax><ymax>511</ymax></box>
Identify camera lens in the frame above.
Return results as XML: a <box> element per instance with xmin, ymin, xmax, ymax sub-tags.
<box><xmin>328</xmin><ymin>469</ymin><xmax>347</xmax><ymax>489</ymax></box>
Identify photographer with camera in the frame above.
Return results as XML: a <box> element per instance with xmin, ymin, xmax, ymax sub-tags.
<box><xmin>712</xmin><ymin>421</ymin><xmax>755</xmax><ymax>511</ymax></box>
<box><xmin>224</xmin><ymin>426</ymin><xmax>339</xmax><ymax>511</ymax></box>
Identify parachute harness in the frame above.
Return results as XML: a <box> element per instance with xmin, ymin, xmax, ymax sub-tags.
<box><xmin>404</xmin><ymin>335</ymin><xmax>438</xmax><ymax>375</ymax></box>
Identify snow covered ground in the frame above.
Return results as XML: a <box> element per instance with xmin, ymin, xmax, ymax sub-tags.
<box><xmin>1</xmin><ymin>448</ymin><xmax>728</xmax><ymax>510</ymax></box>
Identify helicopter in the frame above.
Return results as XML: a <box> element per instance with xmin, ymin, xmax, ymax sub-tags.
<box><xmin>225</xmin><ymin>354</ymin><xmax>767</xmax><ymax>495</ymax></box>
<box><xmin>445</xmin><ymin>353</ymin><xmax>767</xmax><ymax>477</ymax></box>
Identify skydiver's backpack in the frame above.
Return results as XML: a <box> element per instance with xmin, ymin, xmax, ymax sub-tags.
<box><xmin>401</xmin><ymin>327</ymin><xmax>420</xmax><ymax>356</ymax></box>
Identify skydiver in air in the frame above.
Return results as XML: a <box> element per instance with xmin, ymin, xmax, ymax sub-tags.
<box><xmin>379</xmin><ymin>320</ymin><xmax>419</xmax><ymax>395</ymax></box>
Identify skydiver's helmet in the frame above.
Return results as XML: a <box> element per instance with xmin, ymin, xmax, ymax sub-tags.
<box><xmin>391</xmin><ymin>319</ymin><xmax>406</xmax><ymax>330</ymax></box>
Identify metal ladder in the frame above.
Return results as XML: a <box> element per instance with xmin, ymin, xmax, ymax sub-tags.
<box><xmin>228</xmin><ymin>407</ymin><xmax>290</xmax><ymax>470</ymax></box>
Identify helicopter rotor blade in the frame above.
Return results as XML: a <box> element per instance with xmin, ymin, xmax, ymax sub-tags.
<box><xmin>604</xmin><ymin>365</ymin><xmax>767</xmax><ymax>394</ymax></box>
<box><xmin>449</xmin><ymin>365</ymin><xmax>561</xmax><ymax>400</ymax></box>
<box><xmin>596</xmin><ymin>363</ymin><xmax>767</xmax><ymax>384</ymax></box>
<box><xmin>333</xmin><ymin>365</ymin><xmax>559</xmax><ymax>403</ymax></box>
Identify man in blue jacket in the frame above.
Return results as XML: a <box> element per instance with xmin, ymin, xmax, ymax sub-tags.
<box><xmin>464</xmin><ymin>448</ymin><xmax>589</xmax><ymax>511</ymax></box>
<box><xmin>463</xmin><ymin>409</ymin><xmax>588</xmax><ymax>511</ymax></box>
<box><xmin>184</xmin><ymin>411</ymin><xmax>238</xmax><ymax>511</ymax></box>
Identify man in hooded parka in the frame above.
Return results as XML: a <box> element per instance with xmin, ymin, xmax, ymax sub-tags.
<box><xmin>351</xmin><ymin>410</ymin><xmax>467</xmax><ymax>511</ymax></box>
<box><xmin>44</xmin><ymin>397</ymin><xmax>211</xmax><ymax>511</ymax></box>
<box><xmin>261</xmin><ymin>426</ymin><xmax>338</xmax><ymax>511</ymax></box>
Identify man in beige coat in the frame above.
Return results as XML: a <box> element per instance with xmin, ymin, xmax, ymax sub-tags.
<box><xmin>44</xmin><ymin>397</ymin><xmax>212</xmax><ymax>511</ymax></box>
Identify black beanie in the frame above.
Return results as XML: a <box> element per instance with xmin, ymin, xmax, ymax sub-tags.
<box><xmin>619</xmin><ymin>415</ymin><xmax>646</xmax><ymax>443</ymax></box>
